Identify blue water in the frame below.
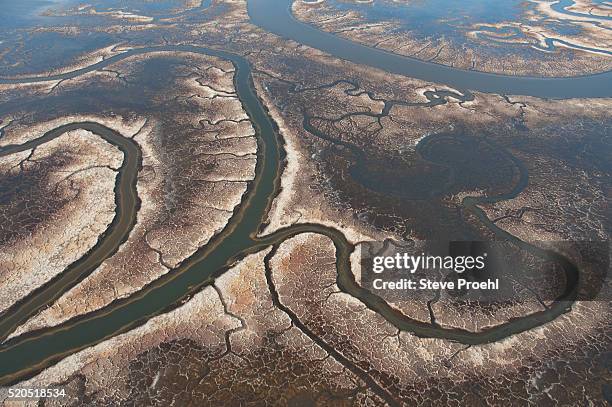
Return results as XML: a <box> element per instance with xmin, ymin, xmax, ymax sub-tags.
<box><xmin>328</xmin><ymin>0</ymin><xmax>524</xmax><ymax>37</ymax></box>
<box><xmin>77</xmin><ymin>0</ymin><xmax>213</xmax><ymax>18</ymax></box>
<box><xmin>0</xmin><ymin>0</ymin><xmax>214</xmax><ymax>77</ymax></box>
<box><xmin>0</xmin><ymin>0</ymin><xmax>213</xmax><ymax>28</ymax></box>
<box><xmin>323</xmin><ymin>0</ymin><xmax>601</xmax><ymax>52</ymax></box>
<box><xmin>0</xmin><ymin>0</ymin><xmax>76</xmax><ymax>27</ymax></box>
<box><xmin>328</xmin><ymin>0</ymin><xmax>527</xmax><ymax>38</ymax></box>
<box><xmin>249</xmin><ymin>0</ymin><xmax>612</xmax><ymax>97</ymax></box>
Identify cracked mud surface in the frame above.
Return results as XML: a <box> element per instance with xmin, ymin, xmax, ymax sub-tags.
<box><xmin>266</xmin><ymin>233</ymin><xmax>610</xmax><ymax>406</ymax></box>
<box><xmin>8</xmin><ymin>251</ymin><xmax>385</xmax><ymax>406</ymax></box>
<box><xmin>252</xmin><ymin>45</ymin><xmax>610</xmax><ymax>245</ymax></box>
<box><xmin>2</xmin><ymin>50</ymin><xmax>257</xmax><ymax>339</ymax></box>
<box><xmin>0</xmin><ymin>0</ymin><xmax>610</xmax><ymax>405</ymax></box>
<box><xmin>0</xmin><ymin>130</ymin><xmax>121</xmax><ymax>314</ymax></box>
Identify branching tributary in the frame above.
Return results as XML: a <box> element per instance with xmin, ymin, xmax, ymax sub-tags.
<box><xmin>0</xmin><ymin>44</ymin><xmax>581</xmax><ymax>394</ymax></box>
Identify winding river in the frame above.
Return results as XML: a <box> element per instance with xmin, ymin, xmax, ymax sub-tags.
<box><xmin>248</xmin><ymin>0</ymin><xmax>612</xmax><ymax>99</ymax></box>
<box><xmin>0</xmin><ymin>122</ymin><xmax>141</xmax><ymax>343</ymax></box>
<box><xmin>0</xmin><ymin>0</ymin><xmax>605</xmax><ymax>385</ymax></box>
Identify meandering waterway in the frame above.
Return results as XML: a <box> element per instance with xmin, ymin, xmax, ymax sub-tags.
<box><xmin>0</xmin><ymin>11</ymin><xmax>594</xmax><ymax>385</ymax></box>
<box><xmin>248</xmin><ymin>0</ymin><xmax>612</xmax><ymax>98</ymax></box>
<box><xmin>0</xmin><ymin>122</ymin><xmax>142</xmax><ymax>343</ymax></box>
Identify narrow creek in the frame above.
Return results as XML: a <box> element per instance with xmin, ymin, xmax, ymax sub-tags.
<box><xmin>0</xmin><ymin>43</ymin><xmax>584</xmax><ymax>385</ymax></box>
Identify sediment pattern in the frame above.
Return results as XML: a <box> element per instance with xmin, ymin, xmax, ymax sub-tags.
<box><xmin>0</xmin><ymin>1</ymin><xmax>609</xmax><ymax>405</ymax></box>
<box><xmin>293</xmin><ymin>0</ymin><xmax>612</xmax><ymax>77</ymax></box>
